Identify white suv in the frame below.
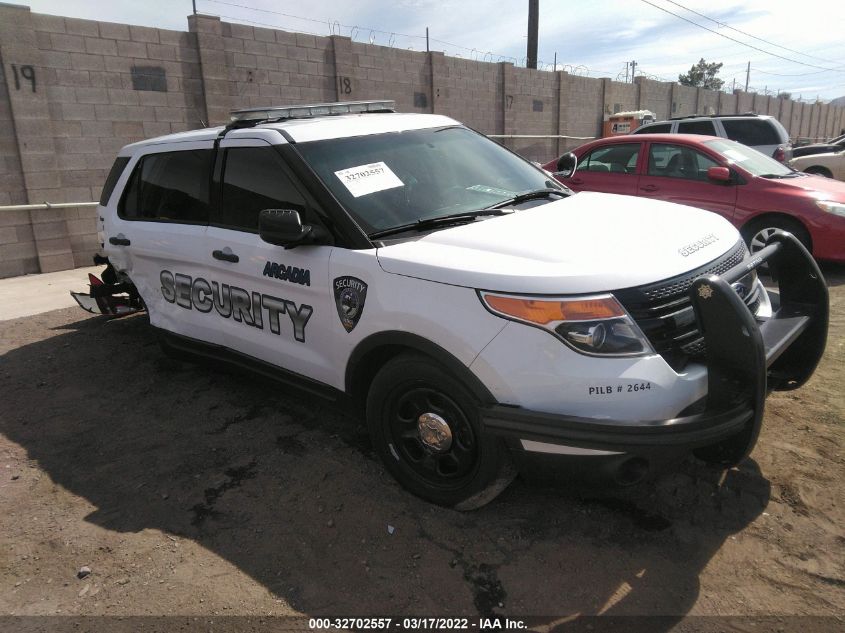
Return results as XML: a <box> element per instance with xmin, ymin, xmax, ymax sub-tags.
<box><xmin>634</xmin><ymin>114</ymin><xmax>793</xmax><ymax>163</ymax></box>
<box><xmin>74</xmin><ymin>101</ymin><xmax>828</xmax><ymax>509</ymax></box>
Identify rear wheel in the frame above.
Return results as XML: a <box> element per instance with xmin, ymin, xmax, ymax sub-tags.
<box><xmin>804</xmin><ymin>166</ymin><xmax>832</xmax><ymax>178</ymax></box>
<box><xmin>366</xmin><ymin>354</ymin><xmax>514</xmax><ymax>509</ymax></box>
<box><xmin>741</xmin><ymin>216</ymin><xmax>811</xmax><ymax>255</ymax></box>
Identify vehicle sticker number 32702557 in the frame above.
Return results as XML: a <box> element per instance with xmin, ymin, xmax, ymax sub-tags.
<box><xmin>588</xmin><ymin>382</ymin><xmax>652</xmax><ymax>396</ymax></box>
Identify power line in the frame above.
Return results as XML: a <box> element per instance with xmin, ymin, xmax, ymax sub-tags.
<box><xmin>661</xmin><ymin>0</ymin><xmax>845</xmax><ymax>66</ymax></box>
<box><xmin>638</xmin><ymin>0</ymin><xmax>845</xmax><ymax>72</ymax></box>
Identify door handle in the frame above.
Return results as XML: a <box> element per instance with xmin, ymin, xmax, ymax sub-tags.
<box><xmin>570</xmin><ymin>177</ymin><xmax>584</xmax><ymax>185</ymax></box>
<box><xmin>640</xmin><ymin>184</ymin><xmax>658</xmax><ymax>192</ymax></box>
<box><xmin>109</xmin><ymin>236</ymin><xmax>131</xmax><ymax>246</ymax></box>
<box><xmin>212</xmin><ymin>249</ymin><xmax>239</xmax><ymax>263</ymax></box>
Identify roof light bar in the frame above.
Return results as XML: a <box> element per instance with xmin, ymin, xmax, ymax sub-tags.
<box><xmin>230</xmin><ymin>100</ymin><xmax>396</xmax><ymax>123</ymax></box>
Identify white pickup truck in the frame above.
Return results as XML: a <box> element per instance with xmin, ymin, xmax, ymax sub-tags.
<box><xmin>73</xmin><ymin>100</ymin><xmax>829</xmax><ymax>509</ymax></box>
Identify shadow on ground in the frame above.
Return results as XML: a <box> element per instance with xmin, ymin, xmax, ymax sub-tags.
<box><xmin>0</xmin><ymin>312</ymin><xmax>772</xmax><ymax>628</ymax></box>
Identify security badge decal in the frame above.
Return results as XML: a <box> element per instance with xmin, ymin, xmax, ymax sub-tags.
<box><xmin>334</xmin><ymin>276</ymin><xmax>368</xmax><ymax>332</ymax></box>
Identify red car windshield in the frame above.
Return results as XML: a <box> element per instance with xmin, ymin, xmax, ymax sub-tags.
<box><xmin>704</xmin><ymin>139</ymin><xmax>796</xmax><ymax>178</ymax></box>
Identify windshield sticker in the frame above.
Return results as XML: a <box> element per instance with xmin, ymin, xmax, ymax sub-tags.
<box><xmin>334</xmin><ymin>162</ymin><xmax>404</xmax><ymax>198</ymax></box>
<box><xmin>722</xmin><ymin>149</ymin><xmax>748</xmax><ymax>162</ymax></box>
<box><xmin>466</xmin><ymin>184</ymin><xmax>517</xmax><ymax>197</ymax></box>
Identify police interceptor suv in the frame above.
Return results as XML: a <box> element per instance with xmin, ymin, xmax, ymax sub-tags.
<box><xmin>75</xmin><ymin>100</ymin><xmax>829</xmax><ymax>509</ymax></box>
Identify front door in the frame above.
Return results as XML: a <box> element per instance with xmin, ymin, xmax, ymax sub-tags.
<box><xmin>204</xmin><ymin>138</ymin><xmax>337</xmax><ymax>386</ymax></box>
<box><xmin>637</xmin><ymin>142</ymin><xmax>737</xmax><ymax>220</ymax></box>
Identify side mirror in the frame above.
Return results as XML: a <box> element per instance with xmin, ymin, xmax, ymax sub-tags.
<box><xmin>259</xmin><ymin>209</ymin><xmax>319</xmax><ymax>248</ymax></box>
<box><xmin>554</xmin><ymin>153</ymin><xmax>578</xmax><ymax>178</ymax></box>
<box><xmin>707</xmin><ymin>166</ymin><xmax>732</xmax><ymax>183</ymax></box>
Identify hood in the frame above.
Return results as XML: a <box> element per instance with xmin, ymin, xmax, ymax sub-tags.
<box><xmin>767</xmin><ymin>171</ymin><xmax>845</xmax><ymax>200</ymax></box>
<box><xmin>376</xmin><ymin>192</ymin><xmax>741</xmax><ymax>294</ymax></box>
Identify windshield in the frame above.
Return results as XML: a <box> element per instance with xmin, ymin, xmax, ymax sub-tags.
<box><xmin>704</xmin><ymin>138</ymin><xmax>794</xmax><ymax>177</ymax></box>
<box><xmin>294</xmin><ymin>126</ymin><xmax>561</xmax><ymax>234</ymax></box>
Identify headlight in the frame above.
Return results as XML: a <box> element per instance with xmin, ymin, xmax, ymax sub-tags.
<box><xmin>816</xmin><ymin>200</ymin><xmax>845</xmax><ymax>218</ymax></box>
<box><xmin>480</xmin><ymin>292</ymin><xmax>654</xmax><ymax>357</ymax></box>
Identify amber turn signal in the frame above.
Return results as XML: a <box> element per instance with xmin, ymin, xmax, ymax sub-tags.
<box><xmin>483</xmin><ymin>294</ymin><xmax>625</xmax><ymax>325</ymax></box>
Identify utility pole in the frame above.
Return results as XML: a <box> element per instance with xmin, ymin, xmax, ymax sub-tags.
<box><xmin>625</xmin><ymin>61</ymin><xmax>629</xmax><ymax>83</ymax></box>
<box><xmin>527</xmin><ymin>0</ymin><xmax>539</xmax><ymax>69</ymax></box>
<box><xmin>630</xmin><ymin>60</ymin><xmax>637</xmax><ymax>82</ymax></box>
<box><xmin>192</xmin><ymin>0</ymin><xmax>196</xmax><ymax>14</ymax></box>
<box><xmin>425</xmin><ymin>27</ymin><xmax>429</xmax><ymax>53</ymax></box>
<box><xmin>745</xmin><ymin>61</ymin><xmax>750</xmax><ymax>92</ymax></box>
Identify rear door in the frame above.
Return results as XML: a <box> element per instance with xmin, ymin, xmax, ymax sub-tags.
<box><xmin>106</xmin><ymin>142</ymin><xmax>223</xmax><ymax>344</ymax></box>
<box><xmin>567</xmin><ymin>142</ymin><xmax>642</xmax><ymax>195</ymax></box>
<box><xmin>637</xmin><ymin>141</ymin><xmax>737</xmax><ymax>219</ymax></box>
<box><xmin>204</xmin><ymin>137</ymin><xmax>337</xmax><ymax>385</ymax></box>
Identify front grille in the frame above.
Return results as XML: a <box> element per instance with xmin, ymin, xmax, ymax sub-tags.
<box><xmin>615</xmin><ymin>241</ymin><xmax>759</xmax><ymax>371</ymax></box>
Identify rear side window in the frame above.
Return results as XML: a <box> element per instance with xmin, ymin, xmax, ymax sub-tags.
<box><xmin>635</xmin><ymin>123</ymin><xmax>671</xmax><ymax>134</ymax></box>
<box><xmin>721</xmin><ymin>119</ymin><xmax>781</xmax><ymax>146</ymax></box>
<box><xmin>100</xmin><ymin>157</ymin><xmax>130</xmax><ymax>206</ymax></box>
<box><xmin>120</xmin><ymin>149</ymin><xmax>213</xmax><ymax>223</ymax></box>
<box><xmin>218</xmin><ymin>147</ymin><xmax>306</xmax><ymax>232</ymax></box>
<box><xmin>677</xmin><ymin>120</ymin><xmax>716</xmax><ymax>136</ymax></box>
<box><xmin>580</xmin><ymin>143</ymin><xmax>640</xmax><ymax>173</ymax></box>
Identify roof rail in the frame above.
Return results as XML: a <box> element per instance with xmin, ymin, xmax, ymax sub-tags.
<box><xmin>227</xmin><ymin>100</ymin><xmax>396</xmax><ymax>129</ymax></box>
<box><xmin>669</xmin><ymin>112</ymin><xmax>762</xmax><ymax>121</ymax></box>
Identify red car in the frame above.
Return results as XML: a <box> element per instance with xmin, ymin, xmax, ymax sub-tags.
<box><xmin>543</xmin><ymin>134</ymin><xmax>845</xmax><ymax>263</ymax></box>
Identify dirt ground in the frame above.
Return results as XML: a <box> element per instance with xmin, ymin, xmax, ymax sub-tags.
<box><xmin>0</xmin><ymin>264</ymin><xmax>843</xmax><ymax>630</ymax></box>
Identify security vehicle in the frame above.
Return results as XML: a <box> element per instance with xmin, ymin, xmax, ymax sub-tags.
<box><xmin>73</xmin><ymin>100</ymin><xmax>829</xmax><ymax>509</ymax></box>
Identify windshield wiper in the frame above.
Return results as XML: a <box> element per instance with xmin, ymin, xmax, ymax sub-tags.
<box><xmin>368</xmin><ymin>209</ymin><xmax>513</xmax><ymax>240</ymax></box>
<box><xmin>759</xmin><ymin>172</ymin><xmax>799</xmax><ymax>179</ymax></box>
<box><xmin>486</xmin><ymin>187</ymin><xmax>566</xmax><ymax>209</ymax></box>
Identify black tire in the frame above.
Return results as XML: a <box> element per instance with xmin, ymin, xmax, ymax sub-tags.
<box><xmin>804</xmin><ymin>166</ymin><xmax>832</xmax><ymax>178</ymax></box>
<box><xmin>740</xmin><ymin>215</ymin><xmax>811</xmax><ymax>256</ymax></box>
<box><xmin>366</xmin><ymin>353</ymin><xmax>515</xmax><ymax>510</ymax></box>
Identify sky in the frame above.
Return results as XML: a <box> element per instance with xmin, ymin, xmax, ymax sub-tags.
<box><xmin>25</xmin><ymin>0</ymin><xmax>845</xmax><ymax>102</ymax></box>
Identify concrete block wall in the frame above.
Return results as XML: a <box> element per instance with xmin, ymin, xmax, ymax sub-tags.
<box><xmin>507</xmin><ymin>66</ymin><xmax>558</xmax><ymax>161</ymax></box>
<box><xmin>672</xmin><ymin>84</ymin><xmax>698</xmax><ymax>117</ymax></box>
<box><xmin>698</xmin><ymin>88</ymin><xmax>719</xmax><ymax>116</ymax></box>
<box><xmin>347</xmin><ymin>40</ymin><xmax>430</xmax><ymax>114</ymax></box>
<box><xmin>2</xmin><ymin>4</ymin><xmax>845</xmax><ymax>278</ymax></box>
<box><xmin>636</xmin><ymin>78</ymin><xmax>672</xmax><ymax>120</ymax></box>
<box><xmin>438</xmin><ymin>57</ymin><xmax>501</xmax><ymax>133</ymax></box>
<box><xmin>604</xmin><ymin>80</ymin><xmax>638</xmax><ymax>116</ymax></box>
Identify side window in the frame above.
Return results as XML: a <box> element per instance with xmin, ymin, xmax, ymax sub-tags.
<box><xmin>100</xmin><ymin>157</ymin><xmax>130</xmax><ymax>206</ymax></box>
<box><xmin>219</xmin><ymin>147</ymin><xmax>306</xmax><ymax>232</ymax></box>
<box><xmin>677</xmin><ymin>120</ymin><xmax>716</xmax><ymax>136</ymax></box>
<box><xmin>648</xmin><ymin>143</ymin><xmax>718</xmax><ymax>181</ymax></box>
<box><xmin>580</xmin><ymin>144</ymin><xmax>639</xmax><ymax>174</ymax></box>
<box><xmin>120</xmin><ymin>149</ymin><xmax>212</xmax><ymax>223</ymax></box>
<box><xmin>635</xmin><ymin>123</ymin><xmax>671</xmax><ymax>134</ymax></box>
<box><xmin>721</xmin><ymin>119</ymin><xmax>781</xmax><ymax>146</ymax></box>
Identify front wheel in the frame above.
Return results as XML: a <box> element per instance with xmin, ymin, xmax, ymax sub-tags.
<box><xmin>741</xmin><ymin>216</ymin><xmax>811</xmax><ymax>256</ymax></box>
<box><xmin>366</xmin><ymin>354</ymin><xmax>515</xmax><ymax>509</ymax></box>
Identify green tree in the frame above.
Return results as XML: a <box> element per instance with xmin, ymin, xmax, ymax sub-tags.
<box><xmin>678</xmin><ymin>58</ymin><xmax>724</xmax><ymax>90</ymax></box>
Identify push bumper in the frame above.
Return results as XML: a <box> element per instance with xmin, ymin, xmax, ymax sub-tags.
<box><xmin>482</xmin><ymin>231</ymin><xmax>829</xmax><ymax>466</ymax></box>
